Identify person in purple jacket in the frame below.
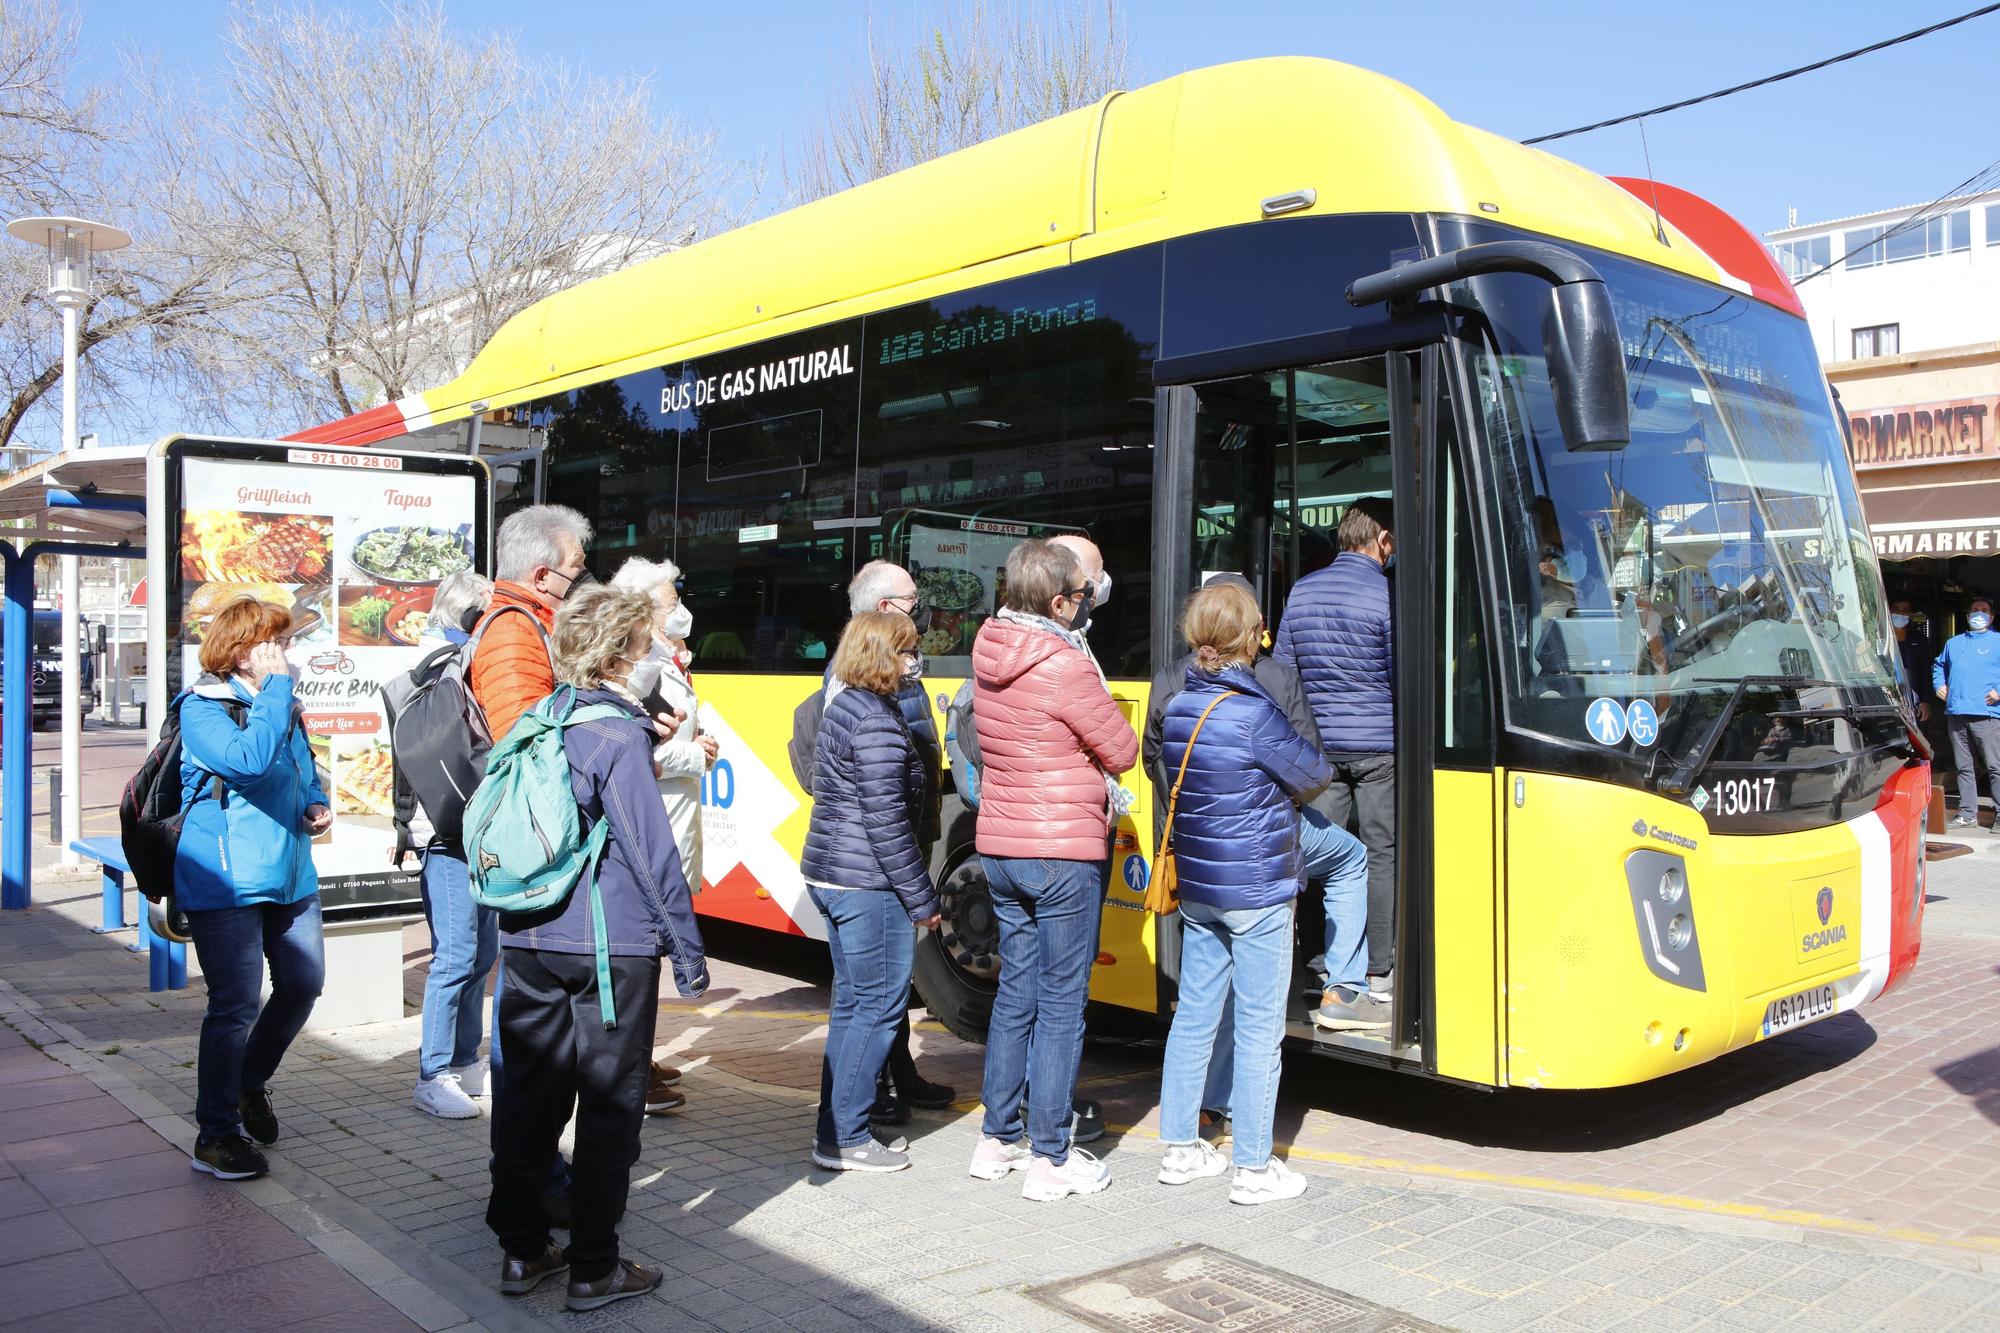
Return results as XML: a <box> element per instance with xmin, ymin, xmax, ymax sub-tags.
<box><xmin>1273</xmin><ymin>495</ymin><xmax>1397</xmax><ymax>1009</ymax></box>
<box><xmin>485</xmin><ymin>585</ymin><xmax>708</xmax><ymax>1314</ymax></box>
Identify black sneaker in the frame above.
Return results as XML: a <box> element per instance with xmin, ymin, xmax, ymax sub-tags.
<box><xmin>893</xmin><ymin>1072</ymin><xmax>956</xmax><ymax>1111</ymax></box>
<box><xmin>239</xmin><ymin>1088</ymin><xmax>280</xmax><ymax>1145</ymax></box>
<box><xmin>191</xmin><ymin>1135</ymin><xmax>268</xmax><ymax>1180</ymax></box>
<box><xmin>868</xmin><ymin>1090</ymin><xmax>911</xmax><ymax>1128</ymax></box>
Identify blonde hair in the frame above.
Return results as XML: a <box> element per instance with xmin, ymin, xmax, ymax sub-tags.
<box><xmin>553</xmin><ymin>585</ymin><xmax>656</xmax><ymax>689</ymax></box>
<box><xmin>830</xmin><ymin>610</ymin><xmax>917</xmax><ymax>695</ymax></box>
<box><xmin>1181</xmin><ymin>582</ymin><xmax>1262</xmax><ymax>673</ymax></box>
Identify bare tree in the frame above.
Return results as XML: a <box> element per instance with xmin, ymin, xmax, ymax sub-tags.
<box><xmin>173</xmin><ymin>2</ymin><xmax>745</xmax><ymax>427</ymax></box>
<box><xmin>786</xmin><ymin>0</ymin><xmax>1130</xmax><ymax>202</ymax></box>
<box><xmin>0</xmin><ymin>1</ymin><xmax>260</xmax><ymax>456</ymax></box>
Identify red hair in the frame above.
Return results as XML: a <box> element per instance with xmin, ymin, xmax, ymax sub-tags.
<box><xmin>198</xmin><ymin>597</ymin><xmax>293</xmax><ymax>677</ymax></box>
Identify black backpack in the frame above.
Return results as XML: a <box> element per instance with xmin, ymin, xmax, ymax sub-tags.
<box><xmin>119</xmin><ymin>692</ymin><xmax>247</xmax><ymax>902</ymax></box>
<box><xmin>788</xmin><ymin>687</ymin><xmax>825</xmax><ymax>792</ymax></box>
<box><xmin>382</xmin><ymin>605</ymin><xmax>549</xmax><ymax>852</ymax></box>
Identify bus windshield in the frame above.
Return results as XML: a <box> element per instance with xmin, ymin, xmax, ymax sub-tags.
<box><xmin>1462</xmin><ymin>249</ymin><xmax>1900</xmax><ymax>775</ymax></box>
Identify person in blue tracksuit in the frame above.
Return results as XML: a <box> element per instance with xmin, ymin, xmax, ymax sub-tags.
<box><xmin>1273</xmin><ymin>495</ymin><xmax>1399</xmax><ymax>1000</ymax></box>
<box><xmin>1932</xmin><ymin>595</ymin><xmax>2000</xmax><ymax>831</ymax></box>
<box><xmin>174</xmin><ymin>597</ymin><xmax>330</xmax><ymax>1183</ymax></box>
<box><xmin>1156</xmin><ymin>580</ymin><xmax>1333</xmax><ymax>1206</ymax></box>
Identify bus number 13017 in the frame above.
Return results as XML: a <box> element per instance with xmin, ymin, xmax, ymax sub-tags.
<box><xmin>1713</xmin><ymin>777</ymin><xmax>1778</xmax><ymax>816</ymax></box>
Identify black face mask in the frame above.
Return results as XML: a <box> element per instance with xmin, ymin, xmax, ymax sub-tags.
<box><xmin>554</xmin><ymin>566</ymin><xmax>597</xmax><ymax>601</ymax></box>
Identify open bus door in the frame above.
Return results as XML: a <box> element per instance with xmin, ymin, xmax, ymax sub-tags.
<box><xmin>1170</xmin><ymin>349</ymin><xmax>1465</xmax><ymax>1076</ymax></box>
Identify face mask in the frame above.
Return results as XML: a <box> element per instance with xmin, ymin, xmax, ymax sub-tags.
<box><xmin>1091</xmin><ymin>570</ymin><xmax>1112</xmax><ymax>609</ymax></box>
<box><xmin>901</xmin><ymin>651</ymin><xmax>925</xmax><ymax>685</ymax></box>
<box><xmin>661</xmin><ymin>603</ymin><xmax>693</xmax><ymax>640</ymax></box>
<box><xmin>1972</xmin><ymin>613</ymin><xmax>1993</xmax><ymax>633</ymax></box>
<box><xmin>552</xmin><ymin>566</ymin><xmax>595</xmax><ymax>601</ymax></box>
<box><xmin>1067</xmin><ymin>589</ymin><xmax>1095</xmax><ymax>631</ymax></box>
<box><xmin>624</xmin><ymin>651</ymin><xmax>665</xmax><ymax>698</ymax></box>
<box><xmin>1891</xmin><ymin>614</ymin><xmax>1911</xmax><ymax>630</ymax></box>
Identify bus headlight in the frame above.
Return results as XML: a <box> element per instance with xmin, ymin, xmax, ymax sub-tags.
<box><xmin>1624</xmin><ymin>849</ymin><xmax>1706</xmax><ymax>992</ymax></box>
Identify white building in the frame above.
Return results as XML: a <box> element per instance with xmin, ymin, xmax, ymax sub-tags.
<box><xmin>1764</xmin><ymin>189</ymin><xmax>2000</xmax><ymax>363</ymax></box>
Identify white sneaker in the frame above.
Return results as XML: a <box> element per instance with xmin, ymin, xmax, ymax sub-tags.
<box><xmin>1230</xmin><ymin>1158</ymin><xmax>1307</xmax><ymax>1205</ymax></box>
<box><xmin>968</xmin><ymin>1135</ymin><xmax>1034</xmax><ymax>1181</ymax></box>
<box><xmin>1158</xmin><ymin>1139</ymin><xmax>1228</xmax><ymax>1186</ymax></box>
<box><xmin>449</xmin><ymin>1059</ymin><xmax>488</xmax><ymax>1098</ymax></box>
<box><xmin>413</xmin><ymin>1073</ymin><xmax>481</xmax><ymax>1119</ymax></box>
<box><xmin>1021</xmin><ymin>1147</ymin><xmax>1111</xmax><ymax>1202</ymax></box>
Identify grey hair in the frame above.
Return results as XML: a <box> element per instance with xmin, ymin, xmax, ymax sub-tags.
<box><xmin>1002</xmin><ymin>539</ymin><xmax>1079</xmax><ymax>615</ymax></box>
<box><xmin>848</xmin><ymin>560</ymin><xmax>910</xmax><ymax>616</ymax></box>
<box><xmin>609</xmin><ymin>555</ymin><xmax>682</xmax><ymax>596</ymax></box>
<box><xmin>431</xmin><ymin>570</ymin><xmax>493</xmax><ymax>632</ymax></box>
<box><xmin>552</xmin><ymin>585</ymin><xmax>655</xmax><ymax>689</ymax></box>
<box><xmin>495</xmin><ymin>504</ymin><xmax>591</xmax><ymax>583</ymax></box>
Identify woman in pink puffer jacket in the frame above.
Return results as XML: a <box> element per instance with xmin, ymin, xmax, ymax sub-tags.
<box><xmin>966</xmin><ymin>538</ymin><xmax>1137</xmax><ymax>1203</ymax></box>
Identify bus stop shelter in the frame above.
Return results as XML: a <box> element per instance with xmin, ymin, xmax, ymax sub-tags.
<box><xmin>0</xmin><ymin>445</ymin><xmax>148</xmax><ymax>910</ymax></box>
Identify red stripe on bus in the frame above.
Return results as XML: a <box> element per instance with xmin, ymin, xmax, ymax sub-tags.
<box><xmin>1608</xmin><ymin>178</ymin><xmax>1806</xmax><ymax>318</ymax></box>
<box><xmin>282</xmin><ymin>402</ymin><xmax>409</xmax><ymax>446</ymax></box>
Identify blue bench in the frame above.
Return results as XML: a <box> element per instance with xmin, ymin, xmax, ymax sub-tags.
<box><xmin>68</xmin><ymin>837</ymin><xmax>186</xmax><ymax>992</ymax></box>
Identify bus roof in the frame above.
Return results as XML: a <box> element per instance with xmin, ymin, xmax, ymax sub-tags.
<box><xmin>293</xmin><ymin>56</ymin><xmax>1790</xmax><ymax>446</ymax></box>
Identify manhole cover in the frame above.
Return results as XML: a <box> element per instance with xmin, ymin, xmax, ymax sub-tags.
<box><xmin>1028</xmin><ymin>1244</ymin><xmax>1451</xmax><ymax>1332</ymax></box>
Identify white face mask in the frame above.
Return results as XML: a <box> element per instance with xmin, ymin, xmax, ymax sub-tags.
<box><xmin>1092</xmin><ymin>569</ymin><xmax>1112</xmax><ymax>609</ymax></box>
<box><xmin>902</xmin><ymin>651</ymin><xmax>925</xmax><ymax>685</ymax></box>
<box><xmin>1972</xmin><ymin>612</ymin><xmax>1993</xmax><ymax>633</ymax></box>
<box><xmin>1891</xmin><ymin>614</ymin><xmax>1911</xmax><ymax>630</ymax></box>
<box><xmin>661</xmin><ymin>603</ymin><xmax>692</xmax><ymax>640</ymax></box>
<box><xmin>620</xmin><ymin>648</ymin><xmax>663</xmax><ymax>698</ymax></box>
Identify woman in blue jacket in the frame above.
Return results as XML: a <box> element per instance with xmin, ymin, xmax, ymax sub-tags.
<box><xmin>485</xmin><ymin>585</ymin><xmax>708</xmax><ymax>1314</ymax></box>
<box><xmin>176</xmin><ymin>597</ymin><xmax>330</xmax><ymax>1183</ymax></box>
<box><xmin>1156</xmin><ymin>581</ymin><xmax>1332</xmax><ymax>1206</ymax></box>
<box><xmin>800</xmin><ymin>610</ymin><xmax>941</xmax><ymax>1174</ymax></box>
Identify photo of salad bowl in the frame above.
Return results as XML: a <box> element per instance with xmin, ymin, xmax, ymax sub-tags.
<box><xmin>347</xmin><ymin>524</ymin><xmax>473</xmax><ymax>586</ymax></box>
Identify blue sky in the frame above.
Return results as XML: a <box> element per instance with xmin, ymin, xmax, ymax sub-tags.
<box><xmin>58</xmin><ymin>0</ymin><xmax>2000</xmax><ymax>439</ymax></box>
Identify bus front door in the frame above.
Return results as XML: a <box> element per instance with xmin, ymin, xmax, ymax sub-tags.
<box><xmin>1179</xmin><ymin>355</ymin><xmax>1434</xmax><ymax>1069</ymax></box>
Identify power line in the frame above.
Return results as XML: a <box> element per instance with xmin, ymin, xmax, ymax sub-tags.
<box><xmin>1792</xmin><ymin>155</ymin><xmax>2000</xmax><ymax>284</ymax></box>
<box><xmin>1524</xmin><ymin>4</ymin><xmax>2000</xmax><ymax>144</ymax></box>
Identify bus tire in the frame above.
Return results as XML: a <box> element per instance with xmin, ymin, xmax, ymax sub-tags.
<box><xmin>913</xmin><ymin>800</ymin><xmax>999</xmax><ymax>1044</ymax></box>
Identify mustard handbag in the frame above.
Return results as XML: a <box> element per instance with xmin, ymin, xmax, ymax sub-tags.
<box><xmin>1146</xmin><ymin>690</ymin><xmax>1239</xmax><ymax>916</ymax></box>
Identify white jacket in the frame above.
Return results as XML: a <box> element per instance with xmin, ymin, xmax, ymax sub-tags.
<box><xmin>647</xmin><ymin>645</ymin><xmax>705</xmax><ymax>892</ymax></box>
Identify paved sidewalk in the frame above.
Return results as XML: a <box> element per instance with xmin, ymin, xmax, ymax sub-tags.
<box><xmin>2</xmin><ymin>879</ymin><xmax>1997</xmax><ymax>1332</ymax></box>
<box><xmin>0</xmin><ymin>1014</ymin><xmax>422</xmax><ymax>1331</ymax></box>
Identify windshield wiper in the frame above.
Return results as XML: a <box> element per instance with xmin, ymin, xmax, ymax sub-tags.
<box><xmin>1653</xmin><ymin>675</ymin><xmax>1841</xmax><ymax>797</ymax></box>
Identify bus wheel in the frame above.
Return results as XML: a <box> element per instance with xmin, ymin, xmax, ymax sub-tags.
<box><xmin>913</xmin><ymin>843</ymin><xmax>999</xmax><ymax>1044</ymax></box>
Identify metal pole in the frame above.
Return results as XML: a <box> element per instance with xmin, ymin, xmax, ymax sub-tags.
<box><xmin>108</xmin><ymin>561</ymin><xmax>123</xmax><ymax>724</ymax></box>
<box><xmin>57</xmin><ymin>299</ymin><xmax>80</xmax><ymax>867</ymax></box>
<box><xmin>3</xmin><ymin>542</ymin><xmax>32</xmax><ymax>909</ymax></box>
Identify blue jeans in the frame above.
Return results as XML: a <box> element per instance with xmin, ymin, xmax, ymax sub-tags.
<box><xmin>811</xmin><ymin>889</ymin><xmax>915</xmax><ymax>1149</ymax></box>
<box><xmin>418</xmin><ymin>850</ymin><xmax>499</xmax><ymax>1080</ymax></box>
<box><xmin>979</xmin><ymin>856</ymin><xmax>1103</xmax><ymax>1164</ymax></box>
<box><xmin>1302</xmin><ymin>805</ymin><xmax>1370</xmax><ymax>992</ymax></box>
<box><xmin>1160</xmin><ymin>899</ymin><xmax>1294</xmax><ymax>1169</ymax></box>
<box><xmin>184</xmin><ymin>895</ymin><xmax>325</xmax><ymax>1143</ymax></box>
<box><xmin>1200</xmin><ymin>811</ymin><xmax>1365</xmax><ymax>1113</ymax></box>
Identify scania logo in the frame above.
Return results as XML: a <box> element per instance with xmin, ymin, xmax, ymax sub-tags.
<box><xmin>1816</xmin><ymin>886</ymin><xmax>1833</xmax><ymax>925</ymax></box>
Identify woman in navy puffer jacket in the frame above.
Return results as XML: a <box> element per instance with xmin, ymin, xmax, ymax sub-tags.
<box><xmin>1155</xmin><ymin>581</ymin><xmax>1331</xmax><ymax>1206</ymax></box>
<box><xmin>800</xmin><ymin>611</ymin><xmax>941</xmax><ymax>1173</ymax></box>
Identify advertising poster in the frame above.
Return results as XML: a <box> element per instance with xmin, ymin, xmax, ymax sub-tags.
<box><xmin>167</xmin><ymin>441</ymin><xmax>488</xmax><ymax>914</ymax></box>
<box><xmin>900</xmin><ymin>509</ymin><xmax>1082</xmax><ymax>660</ymax></box>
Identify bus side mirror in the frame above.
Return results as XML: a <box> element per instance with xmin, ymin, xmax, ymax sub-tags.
<box><xmin>1543</xmin><ymin>280</ymin><xmax>1630</xmax><ymax>452</ymax></box>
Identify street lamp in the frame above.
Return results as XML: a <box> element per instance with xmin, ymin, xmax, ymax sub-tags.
<box><xmin>7</xmin><ymin>216</ymin><xmax>131</xmax><ymax>867</ymax></box>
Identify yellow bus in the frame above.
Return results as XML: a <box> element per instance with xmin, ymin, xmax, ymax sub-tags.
<box><xmin>297</xmin><ymin>57</ymin><xmax>1929</xmax><ymax>1089</ymax></box>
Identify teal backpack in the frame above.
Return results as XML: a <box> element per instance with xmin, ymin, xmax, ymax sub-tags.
<box><xmin>464</xmin><ymin>688</ymin><xmax>629</xmax><ymax>1026</ymax></box>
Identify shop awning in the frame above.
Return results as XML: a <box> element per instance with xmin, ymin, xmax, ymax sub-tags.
<box><xmin>1859</xmin><ymin>475</ymin><xmax>2000</xmax><ymax>561</ymax></box>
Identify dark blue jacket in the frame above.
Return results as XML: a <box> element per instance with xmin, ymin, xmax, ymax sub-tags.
<box><xmin>801</xmin><ymin>686</ymin><xmax>939</xmax><ymax>921</ymax></box>
<box><xmin>822</xmin><ymin>667</ymin><xmax>941</xmax><ymax>849</ymax></box>
<box><xmin>1274</xmin><ymin>551</ymin><xmax>1394</xmax><ymax>753</ymax></box>
<box><xmin>500</xmin><ymin>687</ymin><xmax>709</xmax><ymax>999</ymax></box>
<box><xmin>1160</xmin><ymin>664</ymin><xmax>1334</xmax><ymax>911</ymax></box>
